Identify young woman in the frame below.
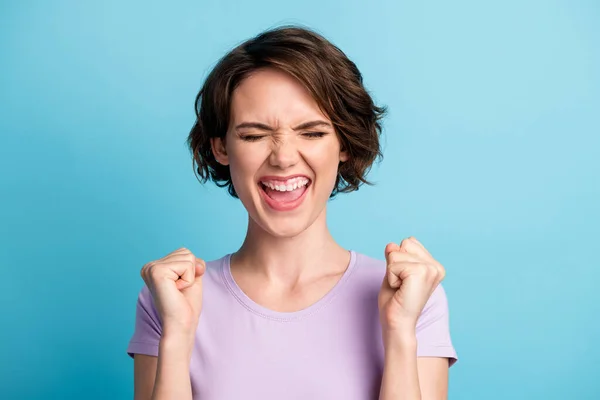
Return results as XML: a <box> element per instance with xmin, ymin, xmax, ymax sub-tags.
<box><xmin>127</xmin><ymin>26</ymin><xmax>457</xmax><ymax>400</ymax></box>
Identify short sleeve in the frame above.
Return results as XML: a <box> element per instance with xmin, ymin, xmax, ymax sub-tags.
<box><xmin>126</xmin><ymin>285</ymin><xmax>163</xmax><ymax>358</ymax></box>
<box><xmin>415</xmin><ymin>283</ymin><xmax>458</xmax><ymax>366</ymax></box>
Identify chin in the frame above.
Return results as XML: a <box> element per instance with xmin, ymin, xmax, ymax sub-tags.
<box><xmin>236</xmin><ymin>177</ymin><xmax>331</xmax><ymax>238</ymax></box>
<box><xmin>259</xmin><ymin>218</ymin><xmax>313</xmax><ymax>239</ymax></box>
<box><xmin>249</xmin><ymin>202</ymin><xmax>326</xmax><ymax>239</ymax></box>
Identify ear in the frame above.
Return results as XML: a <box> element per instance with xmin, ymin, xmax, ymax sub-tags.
<box><xmin>210</xmin><ymin>137</ymin><xmax>229</xmax><ymax>166</ymax></box>
<box><xmin>339</xmin><ymin>148</ymin><xmax>349</xmax><ymax>163</ymax></box>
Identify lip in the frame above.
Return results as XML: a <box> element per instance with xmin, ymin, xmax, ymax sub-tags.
<box><xmin>258</xmin><ymin>178</ymin><xmax>311</xmax><ymax>212</ymax></box>
<box><xmin>257</xmin><ymin>174</ymin><xmax>311</xmax><ymax>184</ymax></box>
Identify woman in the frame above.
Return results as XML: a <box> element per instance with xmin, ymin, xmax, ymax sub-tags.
<box><xmin>127</xmin><ymin>26</ymin><xmax>457</xmax><ymax>400</ymax></box>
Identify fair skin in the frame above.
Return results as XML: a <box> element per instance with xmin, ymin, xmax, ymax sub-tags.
<box><xmin>134</xmin><ymin>68</ymin><xmax>450</xmax><ymax>400</ymax></box>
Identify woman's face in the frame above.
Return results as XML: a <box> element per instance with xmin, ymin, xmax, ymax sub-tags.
<box><xmin>211</xmin><ymin>67</ymin><xmax>348</xmax><ymax>238</ymax></box>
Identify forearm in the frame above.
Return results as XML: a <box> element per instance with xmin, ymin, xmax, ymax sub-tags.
<box><xmin>379</xmin><ymin>333</ymin><xmax>421</xmax><ymax>400</ymax></box>
<box><xmin>152</xmin><ymin>333</ymin><xmax>195</xmax><ymax>400</ymax></box>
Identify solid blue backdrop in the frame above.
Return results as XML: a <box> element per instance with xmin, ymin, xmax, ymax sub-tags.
<box><xmin>1</xmin><ymin>0</ymin><xmax>598</xmax><ymax>399</ymax></box>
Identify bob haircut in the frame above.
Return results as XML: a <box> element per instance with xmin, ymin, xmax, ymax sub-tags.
<box><xmin>187</xmin><ymin>25</ymin><xmax>386</xmax><ymax>198</ymax></box>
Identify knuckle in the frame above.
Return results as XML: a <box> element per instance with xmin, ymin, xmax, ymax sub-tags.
<box><xmin>140</xmin><ymin>262</ymin><xmax>152</xmax><ymax>277</ymax></box>
<box><xmin>148</xmin><ymin>265</ymin><xmax>161</xmax><ymax>278</ymax></box>
<box><xmin>439</xmin><ymin>268</ymin><xmax>446</xmax><ymax>280</ymax></box>
<box><xmin>389</xmin><ymin>252</ymin><xmax>403</xmax><ymax>263</ymax></box>
<box><xmin>427</xmin><ymin>266</ymin><xmax>439</xmax><ymax>279</ymax></box>
<box><xmin>401</xmin><ymin>238</ymin><xmax>413</xmax><ymax>248</ymax></box>
<box><xmin>173</xmin><ymin>247</ymin><xmax>188</xmax><ymax>255</ymax></box>
<box><xmin>387</xmin><ymin>261</ymin><xmax>400</xmax><ymax>272</ymax></box>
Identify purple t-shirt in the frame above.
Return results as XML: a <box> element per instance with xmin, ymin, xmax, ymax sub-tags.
<box><xmin>127</xmin><ymin>251</ymin><xmax>457</xmax><ymax>399</ymax></box>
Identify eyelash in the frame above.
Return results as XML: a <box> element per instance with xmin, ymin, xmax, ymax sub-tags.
<box><xmin>240</xmin><ymin>135</ymin><xmax>264</xmax><ymax>142</ymax></box>
<box><xmin>240</xmin><ymin>132</ymin><xmax>327</xmax><ymax>142</ymax></box>
<box><xmin>303</xmin><ymin>131</ymin><xmax>327</xmax><ymax>139</ymax></box>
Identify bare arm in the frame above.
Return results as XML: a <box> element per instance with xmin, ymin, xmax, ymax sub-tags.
<box><xmin>133</xmin><ymin>249</ymin><xmax>205</xmax><ymax>399</ymax></box>
<box><xmin>133</xmin><ymin>332</ymin><xmax>195</xmax><ymax>400</ymax></box>
<box><xmin>379</xmin><ymin>335</ymin><xmax>449</xmax><ymax>400</ymax></box>
<box><xmin>378</xmin><ymin>238</ymin><xmax>454</xmax><ymax>400</ymax></box>
<box><xmin>416</xmin><ymin>357</ymin><xmax>449</xmax><ymax>400</ymax></box>
<box><xmin>134</xmin><ymin>354</ymin><xmax>157</xmax><ymax>400</ymax></box>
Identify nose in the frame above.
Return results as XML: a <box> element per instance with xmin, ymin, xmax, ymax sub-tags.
<box><xmin>268</xmin><ymin>134</ymin><xmax>299</xmax><ymax>169</ymax></box>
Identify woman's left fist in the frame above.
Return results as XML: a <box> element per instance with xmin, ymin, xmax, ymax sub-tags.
<box><xmin>378</xmin><ymin>237</ymin><xmax>446</xmax><ymax>334</ymax></box>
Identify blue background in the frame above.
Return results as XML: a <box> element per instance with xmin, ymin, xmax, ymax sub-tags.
<box><xmin>1</xmin><ymin>0</ymin><xmax>598</xmax><ymax>399</ymax></box>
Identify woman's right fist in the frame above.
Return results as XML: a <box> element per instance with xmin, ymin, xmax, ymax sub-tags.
<box><xmin>140</xmin><ymin>247</ymin><xmax>206</xmax><ymax>336</ymax></box>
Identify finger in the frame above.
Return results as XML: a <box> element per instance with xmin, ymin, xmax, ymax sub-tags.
<box><xmin>163</xmin><ymin>248</ymin><xmax>196</xmax><ymax>261</ymax></box>
<box><xmin>404</xmin><ymin>238</ymin><xmax>445</xmax><ymax>280</ymax></box>
<box><xmin>386</xmin><ymin>249</ymin><xmax>422</xmax><ymax>265</ymax></box>
<box><xmin>140</xmin><ymin>262</ymin><xmax>158</xmax><ymax>288</ymax></box>
<box><xmin>387</xmin><ymin>261</ymin><xmax>422</xmax><ymax>288</ymax></box>
<box><xmin>194</xmin><ymin>259</ymin><xmax>206</xmax><ymax>281</ymax></box>
<box><xmin>182</xmin><ymin>261</ymin><xmax>205</xmax><ymax>316</ymax></box>
<box><xmin>174</xmin><ymin>265</ymin><xmax>197</xmax><ymax>291</ymax></box>
<box><xmin>170</xmin><ymin>247</ymin><xmax>192</xmax><ymax>256</ymax></box>
<box><xmin>408</xmin><ymin>236</ymin><xmax>426</xmax><ymax>250</ymax></box>
<box><xmin>160</xmin><ymin>254</ymin><xmax>195</xmax><ymax>265</ymax></box>
<box><xmin>408</xmin><ymin>237</ymin><xmax>445</xmax><ymax>277</ymax></box>
<box><xmin>163</xmin><ymin>252</ymin><xmax>200</xmax><ymax>271</ymax></box>
<box><xmin>150</xmin><ymin>260</ymin><xmax>195</xmax><ymax>287</ymax></box>
<box><xmin>435</xmin><ymin>263</ymin><xmax>446</xmax><ymax>281</ymax></box>
<box><xmin>400</xmin><ymin>237</ymin><xmax>432</xmax><ymax>260</ymax></box>
<box><xmin>385</xmin><ymin>242</ymin><xmax>400</xmax><ymax>256</ymax></box>
<box><xmin>409</xmin><ymin>237</ymin><xmax>433</xmax><ymax>257</ymax></box>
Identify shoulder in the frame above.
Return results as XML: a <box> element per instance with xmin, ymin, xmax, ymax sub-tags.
<box><xmin>351</xmin><ymin>251</ymin><xmax>386</xmax><ymax>278</ymax></box>
<box><xmin>203</xmin><ymin>254</ymin><xmax>229</xmax><ymax>282</ymax></box>
<box><xmin>199</xmin><ymin>253</ymin><xmax>235</xmax><ymax>299</ymax></box>
<box><xmin>343</xmin><ymin>251</ymin><xmax>386</xmax><ymax>296</ymax></box>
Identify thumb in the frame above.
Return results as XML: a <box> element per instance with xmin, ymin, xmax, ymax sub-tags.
<box><xmin>385</xmin><ymin>242</ymin><xmax>400</xmax><ymax>264</ymax></box>
<box><xmin>194</xmin><ymin>259</ymin><xmax>206</xmax><ymax>283</ymax></box>
<box><xmin>181</xmin><ymin>259</ymin><xmax>205</xmax><ymax>316</ymax></box>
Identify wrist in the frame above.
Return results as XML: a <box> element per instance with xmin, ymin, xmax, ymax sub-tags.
<box><xmin>160</xmin><ymin>330</ymin><xmax>196</xmax><ymax>358</ymax></box>
<box><xmin>163</xmin><ymin>318</ymin><xmax>198</xmax><ymax>339</ymax></box>
<box><xmin>382</xmin><ymin>329</ymin><xmax>417</xmax><ymax>351</ymax></box>
<box><xmin>380</xmin><ymin>314</ymin><xmax>417</xmax><ymax>333</ymax></box>
<box><xmin>154</xmin><ymin>332</ymin><xmax>194</xmax><ymax>400</ymax></box>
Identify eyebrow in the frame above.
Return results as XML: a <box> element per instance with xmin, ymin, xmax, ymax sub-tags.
<box><xmin>234</xmin><ymin>120</ymin><xmax>332</xmax><ymax>131</ymax></box>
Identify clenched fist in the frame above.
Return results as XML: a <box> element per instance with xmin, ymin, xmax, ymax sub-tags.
<box><xmin>378</xmin><ymin>237</ymin><xmax>446</xmax><ymax>336</ymax></box>
<box><xmin>140</xmin><ymin>248</ymin><xmax>206</xmax><ymax>336</ymax></box>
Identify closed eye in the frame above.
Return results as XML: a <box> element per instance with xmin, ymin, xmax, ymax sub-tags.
<box><xmin>240</xmin><ymin>135</ymin><xmax>266</xmax><ymax>142</ymax></box>
<box><xmin>302</xmin><ymin>131</ymin><xmax>327</xmax><ymax>138</ymax></box>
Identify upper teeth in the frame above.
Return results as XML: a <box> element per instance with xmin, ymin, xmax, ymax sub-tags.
<box><xmin>261</xmin><ymin>177</ymin><xmax>310</xmax><ymax>192</ymax></box>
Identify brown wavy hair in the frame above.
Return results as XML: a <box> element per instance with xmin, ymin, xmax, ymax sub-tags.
<box><xmin>186</xmin><ymin>25</ymin><xmax>386</xmax><ymax>198</ymax></box>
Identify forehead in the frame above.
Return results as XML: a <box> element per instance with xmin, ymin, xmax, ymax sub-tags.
<box><xmin>230</xmin><ymin>67</ymin><xmax>329</xmax><ymax>126</ymax></box>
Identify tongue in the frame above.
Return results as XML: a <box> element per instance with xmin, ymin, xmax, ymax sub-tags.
<box><xmin>264</xmin><ymin>185</ymin><xmax>307</xmax><ymax>203</ymax></box>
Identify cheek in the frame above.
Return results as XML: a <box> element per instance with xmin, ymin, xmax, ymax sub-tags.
<box><xmin>227</xmin><ymin>147</ymin><xmax>264</xmax><ymax>190</ymax></box>
<box><xmin>307</xmin><ymin>142</ymin><xmax>342</xmax><ymax>180</ymax></box>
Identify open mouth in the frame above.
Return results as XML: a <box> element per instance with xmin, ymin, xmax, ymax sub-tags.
<box><xmin>258</xmin><ymin>177</ymin><xmax>312</xmax><ymax>211</ymax></box>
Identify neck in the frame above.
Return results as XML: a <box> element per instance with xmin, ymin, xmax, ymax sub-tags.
<box><xmin>232</xmin><ymin>208</ymin><xmax>349</xmax><ymax>286</ymax></box>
